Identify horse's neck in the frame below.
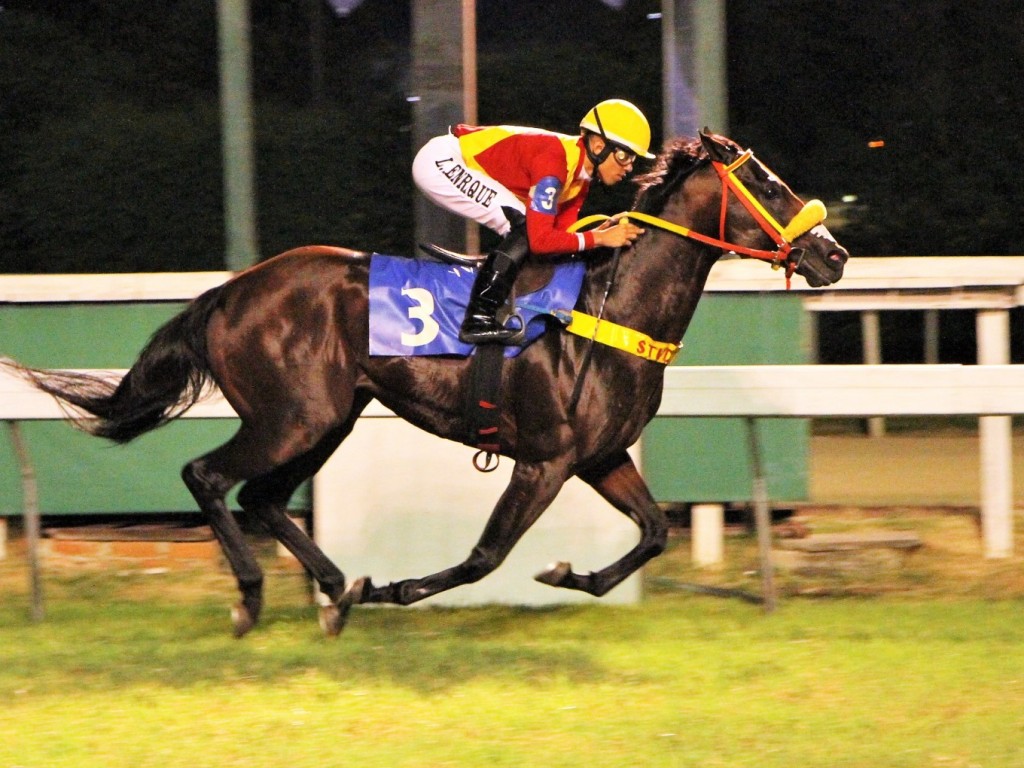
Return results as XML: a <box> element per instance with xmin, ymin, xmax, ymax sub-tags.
<box><xmin>585</xmin><ymin>237</ymin><xmax>717</xmax><ymax>345</ymax></box>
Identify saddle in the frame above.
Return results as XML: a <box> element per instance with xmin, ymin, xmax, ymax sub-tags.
<box><xmin>368</xmin><ymin>252</ymin><xmax>583</xmax><ymax>359</ymax></box>
<box><xmin>371</xmin><ymin>248</ymin><xmax>584</xmax><ymax>466</ymax></box>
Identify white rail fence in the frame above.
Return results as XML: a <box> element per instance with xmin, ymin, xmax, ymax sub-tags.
<box><xmin>3</xmin><ymin>363</ymin><xmax>1022</xmax><ymax>565</ymax></box>
<box><xmin>4</xmin><ymin>258</ymin><xmax>1024</xmax><ymax>607</ymax></box>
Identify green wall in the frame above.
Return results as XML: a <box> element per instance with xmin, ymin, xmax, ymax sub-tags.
<box><xmin>1</xmin><ymin>294</ymin><xmax>807</xmax><ymax>514</ymax></box>
<box><xmin>640</xmin><ymin>292</ymin><xmax>810</xmax><ymax>503</ymax></box>
<box><xmin>0</xmin><ymin>303</ymin><xmax>307</xmax><ymax>515</ymax></box>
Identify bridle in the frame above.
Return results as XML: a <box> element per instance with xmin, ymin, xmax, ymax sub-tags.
<box><xmin>710</xmin><ymin>150</ymin><xmax>827</xmax><ymax>286</ymax></box>
<box><xmin>562</xmin><ymin>147</ymin><xmax>830</xmax><ymax>411</ymax></box>
<box><xmin>576</xmin><ymin>150</ymin><xmax>828</xmax><ymax>289</ymax></box>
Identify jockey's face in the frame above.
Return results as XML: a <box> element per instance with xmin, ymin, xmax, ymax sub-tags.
<box><xmin>588</xmin><ymin>136</ymin><xmax>634</xmax><ymax>186</ymax></box>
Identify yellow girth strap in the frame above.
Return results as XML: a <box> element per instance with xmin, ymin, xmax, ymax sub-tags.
<box><xmin>564</xmin><ymin>215</ymin><xmax>681</xmax><ymax>364</ymax></box>
<box><xmin>564</xmin><ymin>310</ymin><xmax>681</xmax><ymax>365</ymax></box>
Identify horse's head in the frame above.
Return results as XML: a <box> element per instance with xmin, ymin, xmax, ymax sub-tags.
<box><xmin>697</xmin><ymin>131</ymin><xmax>848</xmax><ymax>287</ymax></box>
<box><xmin>634</xmin><ymin>133</ymin><xmax>848</xmax><ymax>288</ymax></box>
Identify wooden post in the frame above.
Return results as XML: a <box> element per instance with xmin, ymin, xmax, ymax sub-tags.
<box><xmin>5</xmin><ymin>421</ymin><xmax>44</xmax><ymax>622</ymax></box>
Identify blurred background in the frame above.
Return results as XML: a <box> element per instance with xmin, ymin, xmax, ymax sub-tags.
<box><xmin>2</xmin><ymin>0</ymin><xmax>1023</xmax><ymax>361</ymax></box>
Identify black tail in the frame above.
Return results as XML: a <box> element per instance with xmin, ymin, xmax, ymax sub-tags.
<box><xmin>2</xmin><ymin>285</ymin><xmax>225</xmax><ymax>443</ymax></box>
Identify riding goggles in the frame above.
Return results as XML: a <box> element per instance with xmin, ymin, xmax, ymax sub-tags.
<box><xmin>611</xmin><ymin>145</ymin><xmax>637</xmax><ymax>167</ymax></box>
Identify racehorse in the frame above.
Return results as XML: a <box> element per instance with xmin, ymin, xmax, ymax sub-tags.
<box><xmin>1</xmin><ymin>132</ymin><xmax>848</xmax><ymax>637</ymax></box>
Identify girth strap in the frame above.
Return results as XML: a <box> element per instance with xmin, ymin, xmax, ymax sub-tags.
<box><xmin>563</xmin><ymin>310</ymin><xmax>681</xmax><ymax>365</ymax></box>
<box><xmin>464</xmin><ymin>343</ymin><xmax>505</xmax><ymax>472</ymax></box>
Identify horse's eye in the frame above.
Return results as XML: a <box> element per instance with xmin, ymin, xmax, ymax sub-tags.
<box><xmin>762</xmin><ymin>184</ymin><xmax>780</xmax><ymax>201</ymax></box>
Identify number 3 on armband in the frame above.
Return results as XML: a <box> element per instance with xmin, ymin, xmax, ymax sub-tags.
<box><xmin>400</xmin><ymin>287</ymin><xmax>440</xmax><ymax>347</ymax></box>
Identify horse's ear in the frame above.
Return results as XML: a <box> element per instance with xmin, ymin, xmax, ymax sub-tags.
<box><xmin>699</xmin><ymin>129</ymin><xmax>736</xmax><ymax>164</ymax></box>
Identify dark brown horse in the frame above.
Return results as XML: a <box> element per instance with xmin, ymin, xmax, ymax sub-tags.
<box><xmin>2</xmin><ymin>132</ymin><xmax>847</xmax><ymax>636</ymax></box>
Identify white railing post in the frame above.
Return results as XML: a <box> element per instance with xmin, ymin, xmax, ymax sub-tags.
<box><xmin>977</xmin><ymin>309</ymin><xmax>1014</xmax><ymax>558</ymax></box>
<box><xmin>862</xmin><ymin>310</ymin><xmax>886</xmax><ymax>437</ymax></box>
<box><xmin>691</xmin><ymin>503</ymin><xmax>724</xmax><ymax>567</ymax></box>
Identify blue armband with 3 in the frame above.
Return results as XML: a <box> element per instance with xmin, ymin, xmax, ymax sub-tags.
<box><xmin>529</xmin><ymin>176</ymin><xmax>562</xmax><ymax>215</ymax></box>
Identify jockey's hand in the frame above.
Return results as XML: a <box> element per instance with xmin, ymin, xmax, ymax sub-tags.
<box><xmin>593</xmin><ymin>215</ymin><xmax>645</xmax><ymax>249</ymax></box>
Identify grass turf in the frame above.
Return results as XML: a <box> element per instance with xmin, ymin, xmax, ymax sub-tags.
<box><xmin>2</xmin><ymin>509</ymin><xmax>1024</xmax><ymax>768</ymax></box>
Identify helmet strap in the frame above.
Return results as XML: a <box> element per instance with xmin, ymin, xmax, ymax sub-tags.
<box><xmin>583</xmin><ymin>107</ymin><xmax>614</xmax><ymax>181</ymax></box>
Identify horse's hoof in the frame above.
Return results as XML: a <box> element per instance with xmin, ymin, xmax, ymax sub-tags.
<box><xmin>534</xmin><ymin>561</ymin><xmax>572</xmax><ymax>587</ymax></box>
<box><xmin>319</xmin><ymin>604</ymin><xmax>343</xmax><ymax>637</ymax></box>
<box><xmin>231</xmin><ymin>603</ymin><xmax>256</xmax><ymax>638</ymax></box>
<box><xmin>320</xmin><ymin>576</ymin><xmax>369</xmax><ymax>638</ymax></box>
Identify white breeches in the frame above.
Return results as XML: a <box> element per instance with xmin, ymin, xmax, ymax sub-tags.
<box><xmin>412</xmin><ymin>133</ymin><xmax>525</xmax><ymax>237</ymax></box>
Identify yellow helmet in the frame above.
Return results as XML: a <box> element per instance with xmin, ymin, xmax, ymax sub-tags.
<box><xmin>579</xmin><ymin>99</ymin><xmax>655</xmax><ymax>159</ymax></box>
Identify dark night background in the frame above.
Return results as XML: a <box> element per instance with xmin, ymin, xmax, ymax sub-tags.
<box><xmin>2</xmin><ymin>0</ymin><xmax>1023</xmax><ymax>360</ymax></box>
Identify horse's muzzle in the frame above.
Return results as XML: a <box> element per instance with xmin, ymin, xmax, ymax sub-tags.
<box><xmin>795</xmin><ymin>242</ymin><xmax>849</xmax><ymax>288</ymax></box>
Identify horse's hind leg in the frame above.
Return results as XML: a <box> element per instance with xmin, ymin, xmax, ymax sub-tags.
<box><xmin>235</xmin><ymin>424</ymin><xmax>361</xmax><ymax>636</ymax></box>
<box><xmin>534</xmin><ymin>451</ymin><xmax>668</xmax><ymax>597</ymax></box>
<box><xmin>181</xmin><ymin>447</ymin><xmax>266</xmax><ymax>637</ymax></box>
<box><xmin>238</xmin><ymin>473</ymin><xmax>344</xmax><ymax>585</ymax></box>
<box><xmin>182</xmin><ymin>416</ymin><xmax>347</xmax><ymax>637</ymax></box>
<box><xmin>249</xmin><ymin>501</ymin><xmax>352</xmax><ymax>636</ymax></box>
<box><xmin>349</xmin><ymin>458</ymin><xmax>570</xmax><ymax>607</ymax></box>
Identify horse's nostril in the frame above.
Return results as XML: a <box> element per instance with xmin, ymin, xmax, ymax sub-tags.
<box><xmin>829</xmin><ymin>250</ymin><xmax>847</xmax><ymax>264</ymax></box>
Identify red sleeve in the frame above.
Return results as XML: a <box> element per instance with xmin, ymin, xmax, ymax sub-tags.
<box><xmin>526</xmin><ymin>192</ymin><xmax>594</xmax><ymax>254</ymax></box>
<box><xmin>471</xmin><ymin>131</ymin><xmax>594</xmax><ymax>254</ymax></box>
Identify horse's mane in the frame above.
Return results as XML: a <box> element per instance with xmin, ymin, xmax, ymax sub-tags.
<box><xmin>633</xmin><ymin>134</ymin><xmax>743</xmax><ymax>215</ymax></box>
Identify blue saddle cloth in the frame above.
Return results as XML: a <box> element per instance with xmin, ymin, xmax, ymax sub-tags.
<box><xmin>369</xmin><ymin>253</ymin><xmax>585</xmax><ymax>358</ymax></box>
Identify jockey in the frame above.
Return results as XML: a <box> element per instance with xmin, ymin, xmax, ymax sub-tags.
<box><xmin>412</xmin><ymin>98</ymin><xmax>654</xmax><ymax>344</ymax></box>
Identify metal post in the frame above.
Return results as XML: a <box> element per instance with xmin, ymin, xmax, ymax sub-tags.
<box><xmin>218</xmin><ymin>0</ymin><xmax>260</xmax><ymax>271</ymax></box>
<box><xmin>661</xmin><ymin>0</ymin><xmax>728</xmax><ymax>139</ymax></box>
<box><xmin>806</xmin><ymin>310</ymin><xmax>820</xmax><ymax>364</ymax></box>
<box><xmin>691</xmin><ymin>0</ymin><xmax>728</xmax><ymax>134</ymax></box>
<box><xmin>745</xmin><ymin>417</ymin><xmax>777</xmax><ymax>613</ymax></box>
<box><xmin>412</xmin><ymin>0</ymin><xmax>468</xmax><ymax>255</ymax></box>
<box><xmin>308</xmin><ymin>0</ymin><xmax>326</xmax><ymax>106</ymax></box>
<box><xmin>461</xmin><ymin>0</ymin><xmax>479</xmax><ymax>254</ymax></box>
<box><xmin>6</xmin><ymin>421</ymin><xmax>44</xmax><ymax>622</ymax></box>
<box><xmin>923</xmin><ymin>309</ymin><xmax>940</xmax><ymax>364</ymax></box>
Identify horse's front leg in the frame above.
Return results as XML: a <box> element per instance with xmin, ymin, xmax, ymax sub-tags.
<box><xmin>343</xmin><ymin>458</ymin><xmax>571</xmax><ymax>607</ymax></box>
<box><xmin>534</xmin><ymin>451</ymin><xmax>668</xmax><ymax>597</ymax></box>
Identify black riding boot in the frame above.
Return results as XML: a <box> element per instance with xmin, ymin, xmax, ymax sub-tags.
<box><xmin>459</xmin><ymin>226</ymin><xmax>530</xmax><ymax>344</ymax></box>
